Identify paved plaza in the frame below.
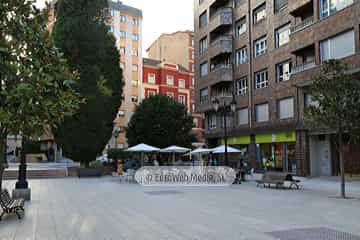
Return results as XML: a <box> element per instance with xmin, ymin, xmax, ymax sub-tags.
<box><xmin>1</xmin><ymin>177</ymin><xmax>360</xmax><ymax>240</ymax></box>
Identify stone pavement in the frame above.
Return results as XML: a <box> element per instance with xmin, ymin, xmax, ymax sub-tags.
<box><xmin>1</xmin><ymin>177</ymin><xmax>359</xmax><ymax>240</ymax></box>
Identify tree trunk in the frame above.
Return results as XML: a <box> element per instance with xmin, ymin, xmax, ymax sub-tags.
<box><xmin>339</xmin><ymin>131</ymin><xmax>346</xmax><ymax>198</ymax></box>
<box><xmin>0</xmin><ymin>136</ymin><xmax>5</xmax><ymax>191</ymax></box>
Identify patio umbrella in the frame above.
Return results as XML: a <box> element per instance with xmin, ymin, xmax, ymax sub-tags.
<box><xmin>190</xmin><ymin>147</ymin><xmax>212</xmax><ymax>166</ymax></box>
<box><xmin>126</xmin><ymin>143</ymin><xmax>160</xmax><ymax>166</ymax></box>
<box><xmin>160</xmin><ymin>145</ymin><xmax>191</xmax><ymax>165</ymax></box>
<box><xmin>211</xmin><ymin>145</ymin><xmax>242</xmax><ymax>154</ymax></box>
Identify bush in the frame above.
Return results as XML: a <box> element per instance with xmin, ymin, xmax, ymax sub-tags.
<box><xmin>89</xmin><ymin>160</ymin><xmax>104</xmax><ymax>168</ymax></box>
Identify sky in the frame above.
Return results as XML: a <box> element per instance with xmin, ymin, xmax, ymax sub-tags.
<box><xmin>35</xmin><ymin>0</ymin><xmax>194</xmax><ymax>56</ymax></box>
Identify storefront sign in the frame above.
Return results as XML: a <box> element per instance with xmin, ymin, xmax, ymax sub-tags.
<box><xmin>256</xmin><ymin>131</ymin><xmax>296</xmax><ymax>144</ymax></box>
<box><xmin>220</xmin><ymin>135</ymin><xmax>251</xmax><ymax>145</ymax></box>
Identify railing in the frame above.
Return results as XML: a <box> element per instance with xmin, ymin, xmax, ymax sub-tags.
<box><xmin>210</xmin><ymin>35</ymin><xmax>232</xmax><ymax>49</ymax></box>
<box><xmin>290</xmin><ymin>16</ymin><xmax>315</xmax><ymax>34</ymax></box>
<box><xmin>291</xmin><ymin>61</ymin><xmax>318</xmax><ymax>75</ymax></box>
<box><xmin>210</xmin><ymin>7</ymin><xmax>232</xmax><ymax>25</ymax></box>
<box><xmin>210</xmin><ymin>63</ymin><xmax>232</xmax><ymax>72</ymax></box>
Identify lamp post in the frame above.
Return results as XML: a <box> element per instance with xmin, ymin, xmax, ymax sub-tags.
<box><xmin>113</xmin><ymin>128</ymin><xmax>121</xmax><ymax>149</ymax></box>
<box><xmin>16</xmin><ymin>135</ymin><xmax>28</xmax><ymax>190</ymax></box>
<box><xmin>212</xmin><ymin>97</ymin><xmax>237</xmax><ymax>166</ymax></box>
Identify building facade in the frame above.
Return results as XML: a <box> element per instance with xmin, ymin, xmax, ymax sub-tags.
<box><xmin>146</xmin><ymin>31</ymin><xmax>205</xmax><ymax>145</ymax></box>
<box><xmin>194</xmin><ymin>0</ymin><xmax>360</xmax><ymax>176</ymax></box>
<box><xmin>108</xmin><ymin>1</ymin><xmax>143</xmax><ymax>149</ymax></box>
<box><xmin>142</xmin><ymin>58</ymin><xmax>205</xmax><ymax>143</ymax></box>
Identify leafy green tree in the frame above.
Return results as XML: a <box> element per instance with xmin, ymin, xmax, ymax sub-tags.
<box><xmin>306</xmin><ymin>60</ymin><xmax>360</xmax><ymax>198</ymax></box>
<box><xmin>52</xmin><ymin>0</ymin><xmax>122</xmax><ymax>166</ymax></box>
<box><xmin>126</xmin><ymin>95</ymin><xmax>195</xmax><ymax>148</ymax></box>
<box><xmin>0</xmin><ymin>0</ymin><xmax>80</xmax><ymax>189</ymax></box>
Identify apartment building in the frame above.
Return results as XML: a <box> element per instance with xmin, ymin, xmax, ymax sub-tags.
<box><xmin>146</xmin><ymin>31</ymin><xmax>205</xmax><ymax>145</ymax></box>
<box><xmin>108</xmin><ymin>1</ymin><xmax>143</xmax><ymax>149</ymax></box>
<box><xmin>194</xmin><ymin>0</ymin><xmax>360</xmax><ymax>176</ymax></box>
<box><xmin>142</xmin><ymin>58</ymin><xmax>204</xmax><ymax>143</ymax></box>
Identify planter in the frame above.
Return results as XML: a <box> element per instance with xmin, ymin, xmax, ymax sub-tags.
<box><xmin>77</xmin><ymin>167</ymin><xmax>104</xmax><ymax>178</ymax></box>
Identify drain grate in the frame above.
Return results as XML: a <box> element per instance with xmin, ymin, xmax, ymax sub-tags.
<box><xmin>268</xmin><ymin>227</ymin><xmax>360</xmax><ymax>240</ymax></box>
<box><xmin>144</xmin><ymin>190</ymin><xmax>184</xmax><ymax>196</ymax></box>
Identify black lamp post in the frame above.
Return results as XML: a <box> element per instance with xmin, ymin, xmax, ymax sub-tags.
<box><xmin>212</xmin><ymin>97</ymin><xmax>237</xmax><ymax>166</ymax></box>
<box><xmin>15</xmin><ymin>135</ymin><xmax>28</xmax><ymax>189</ymax></box>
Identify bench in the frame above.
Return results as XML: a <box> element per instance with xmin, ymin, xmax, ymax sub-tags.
<box><xmin>256</xmin><ymin>172</ymin><xmax>301</xmax><ymax>189</ymax></box>
<box><xmin>0</xmin><ymin>189</ymin><xmax>25</xmax><ymax>221</ymax></box>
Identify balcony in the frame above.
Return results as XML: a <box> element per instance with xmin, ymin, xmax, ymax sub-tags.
<box><xmin>209</xmin><ymin>36</ymin><xmax>232</xmax><ymax>58</ymax></box>
<box><xmin>209</xmin><ymin>7</ymin><xmax>232</xmax><ymax>33</ymax></box>
<box><xmin>291</xmin><ymin>61</ymin><xmax>318</xmax><ymax>75</ymax></box>
<box><xmin>208</xmin><ymin>65</ymin><xmax>233</xmax><ymax>85</ymax></box>
<box><xmin>290</xmin><ymin>16</ymin><xmax>316</xmax><ymax>34</ymax></box>
<box><xmin>289</xmin><ymin>0</ymin><xmax>313</xmax><ymax>15</ymax></box>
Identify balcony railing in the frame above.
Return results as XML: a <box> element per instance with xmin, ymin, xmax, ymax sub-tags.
<box><xmin>291</xmin><ymin>61</ymin><xmax>318</xmax><ymax>75</ymax></box>
<box><xmin>290</xmin><ymin>16</ymin><xmax>316</xmax><ymax>34</ymax></box>
<box><xmin>209</xmin><ymin>36</ymin><xmax>232</xmax><ymax>57</ymax></box>
<box><xmin>209</xmin><ymin>7</ymin><xmax>232</xmax><ymax>31</ymax></box>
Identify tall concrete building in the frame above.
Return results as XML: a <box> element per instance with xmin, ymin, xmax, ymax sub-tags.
<box><xmin>194</xmin><ymin>0</ymin><xmax>360</xmax><ymax>176</ymax></box>
<box><xmin>108</xmin><ymin>1</ymin><xmax>143</xmax><ymax>149</ymax></box>
<box><xmin>147</xmin><ymin>31</ymin><xmax>205</xmax><ymax>145</ymax></box>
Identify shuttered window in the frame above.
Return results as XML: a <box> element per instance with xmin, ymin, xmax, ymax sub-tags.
<box><xmin>278</xmin><ymin>97</ymin><xmax>294</xmax><ymax>119</ymax></box>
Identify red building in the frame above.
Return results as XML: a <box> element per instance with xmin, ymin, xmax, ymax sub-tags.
<box><xmin>143</xmin><ymin>58</ymin><xmax>204</xmax><ymax>144</ymax></box>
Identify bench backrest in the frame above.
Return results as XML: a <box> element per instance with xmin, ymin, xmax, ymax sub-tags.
<box><xmin>0</xmin><ymin>189</ymin><xmax>12</xmax><ymax>208</ymax></box>
<box><xmin>263</xmin><ymin>172</ymin><xmax>288</xmax><ymax>182</ymax></box>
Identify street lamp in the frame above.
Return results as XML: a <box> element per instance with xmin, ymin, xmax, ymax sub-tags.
<box><xmin>212</xmin><ymin>96</ymin><xmax>237</xmax><ymax>166</ymax></box>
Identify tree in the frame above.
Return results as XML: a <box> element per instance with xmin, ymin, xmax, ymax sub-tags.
<box><xmin>52</xmin><ymin>0</ymin><xmax>122</xmax><ymax>166</ymax></box>
<box><xmin>0</xmin><ymin>0</ymin><xmax>80</xmax><ymax>189</ymax></box>
<box><xmin>126</xmin><ymin>95</ymin><xmax>195</xmax><ymax>148</ymax></box>
<box><xmin>306</xmin><ymin>60</ymin><xmax>360</xmax><ymax>198</ymax></box>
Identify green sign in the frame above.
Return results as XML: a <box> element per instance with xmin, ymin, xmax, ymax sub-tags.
<box><xmin>255</xmin><ymin>131</ymin><xmax>296</xmax><ymax>144</ymax></box>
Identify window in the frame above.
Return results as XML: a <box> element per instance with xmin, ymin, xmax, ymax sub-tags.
<box><xmin>179</xmin><ymin>79</ymin><xmax>186</xmax><ymax>88</ymax></box>
<box><xmin>191</xmin><ymin>77</ymin><xmax>195</xmax><ymax>86</ymax></box>
<box><xmin>132</xmin><ymin>64</ymin><xmax>138</xmax><ymax>72</ymax></box>
<box><xmin>199</xmin><ymin>37</ymin><xmax>208</xmax><ymax>53</ymax></box>
<box><xmin>275</xmin><ymin>24</ymin><xmax>290</xmax><ymax>48</ymax></box>
<box><xmin>119</xmin><ymin>47</ymin><xmax>125</xmax><ymax>54</ymax></box>
<box><xmin>236</xmin><ymin>17</ymin><xmax>247</xmax><ymax>37</ymax></box>
<box><xmin>274</xmin><ymin>0</ymin><xmax>288</xmax><ymax>13</ymax></box>
<box><xmin>200</xmin><ymin>88</ymin><xmax>209</xmax><ymax>104</ymax></box>
<box><xmin>237</xmin><ymin>108</ymin><xmax>249</xmax><ymax>126</ymax></box>
<box><xmin>148</xmin><ymin>73</ymin><xmax>156</xmax><ymax>84</ymax></box>
<box><xmin>132</xmin><ymin>80</ymin><xmax>138</xmax><ymax>87</ymax></box>
<box><xmin>166</xmin><ymin>75</ymin><xmax>174</xmax><ymax>86</ymax></box>
<box><xmin>237</xmin><ymin>77</ymin><xmax>248</xmax><ymax>96</ymax></box>
<box><xmin>132</xmin><ymin>18</ymin><xmax>140</xmax><ymax>25</ymax></box>
<box><xmin>256</xmin><ymin>103</ymin><xmax>269</xmax><ymax>122</ymax></box>
<box><xmin>276</xmin><ymin>61</ymin><xmax>292</xmax><ymax>82</ymax></box>
<box><xmin>253</xmin><ymin>4</ymin><xmax>266</xmax><ymax>24</ymax></box>
<box><xmin>278</xmin><ymin>97</ymin><xmax>294</xmax><ymax>119</ymax></box>
<box><xmin>235</xmin><ymin>0</ymin><xmax>246</xmax><ymax>8</ymax></box>
<box><xmin>179</xmin><ymin>95</ymin><xmax>186</xmax><ymax>105</ymax></box>
<box><xmin>255</xmin><ymin>69</ymin><xmax>269</xmax><ymax>89</ymax></box>
<box><xmin>148</xmin><ymin>90</ymin><xmax>156</xmax><ymax>97</ymax></box>
<box><xmin>193</xmin><ymin>118</ymin><xmax>199</xmax><ymax>128</ymax></box>
<box><xmin>254</xmin><ymin>36</ymin><xmax>267</xmax><ymax>57</ymax></box>
<box><xmin>119</xmin><ymin>31</ymin><xmax>126</xmax><ymax>38</ymax></box>
<box><xmin>320</xmin><ymin>0</ymin><xmax>353</xmax><ymax>19</ymax></box>
<box><xmin>207</xmin><ymin>114</ymin><xmax>217</xmax><ymax>129</ymax></box>
<box><xmin>199</xmin><ymin>11</ymin><xmax>207</xmax><ymax>28</ymax></box>
<box><xmin>236</xmin><ymin>47</ymin><xmax>247</xmax><ymax>65</ymax></box>
<box><xmin>304</xmin><ymin>94</ymin><xmax>319</xmax><ymax>108</ymax></box>
<box><xmin>320</xmin><ymin>30</ymin><xmax>355</xmax><ymax>62</ymax></box>
<box><xmin>131</xmin><ymin>96</ymin><xmax>138</xmax><ymax>103</ymax></box>
<box><xmin>166</xmin><ymin>92</ymin><xmax>174</xmax><ymax>98</ymax></box>
<box><xmin>109</xmin><ymin>26</ymin><xmax>114</xmax><ymax>33</ymax></box>
<box><xmin>120</xmin><ymin>15</ymin><xmax>126</xmax><ymax>22</ymax></box>
<box><xmin>132</xmin><ymin>34</ymin><xmax>139</xmax><ymax>41</ymax></box>
<box><xmin>110</xmin><ymin>9</ymin><xmax>115</xmax><ymax>17</ymax></box>
<box><xmin>132</xmin><ymin>49</ymin><xmax>138</xmax><ymax>56</ymax></box>
<box><xmin>192</xmin><ymin>103</ymin><xmax>196</xmax><ymax>112</ymax></box>
<box><xmin>200</xmin><ymin>62</ymin><xmax>208</xmax><ymax>77</ymax></box>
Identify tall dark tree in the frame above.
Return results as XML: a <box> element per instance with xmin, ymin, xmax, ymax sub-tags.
<box><xmin>52</xmin><ymin>0</ymin><xmax>122</xmax><ymax>166</ymax></box>
<box><xmin>0</xmin><ymin>1</ymin><xmax>80</xmax><ymax>189</ymax></box>
<box><xmin>306</xmin><ymin>60</ymin><xmax>360</xmax><ymax>198</ymax></box>
<box><xmin>126</xmin><ymin>95</ymin><xmax>195</xmax><ymax>148</ymax></box>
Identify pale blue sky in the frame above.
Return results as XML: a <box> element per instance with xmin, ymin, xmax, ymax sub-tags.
<box><xmin>36</xmin><ymin>0</ymin><xmax>194</xmax><ymax>56</ymax></box>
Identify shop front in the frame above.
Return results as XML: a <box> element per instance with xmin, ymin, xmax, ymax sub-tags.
<box><xmin>255</xmin><ymin>132</ymin><xmax>297</xmax><ymax>174</ymax></box>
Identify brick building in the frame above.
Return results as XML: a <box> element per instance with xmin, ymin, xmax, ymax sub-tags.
<box><xmin>194</xmin><ymin>0</ymin><xmax>360</xmax><ymax>176</ymax></box>
<box><xmin>142</xmin><ymin>58</ymin><xmax>205</xmax><ymax>143</ymax></box>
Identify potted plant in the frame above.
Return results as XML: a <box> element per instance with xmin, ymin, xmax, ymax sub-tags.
<box><xmin>77</xmin><ymin>160</ymin><xmax>104</xmax><ymax>178</ymax></box>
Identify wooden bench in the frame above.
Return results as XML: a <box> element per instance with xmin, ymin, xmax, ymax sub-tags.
<box><xmin>256</xmin><ymin>172</ymin><xmax>301</xmax><ymax>189</ymax></box>
<box><xmin>0</xmin><ymin>189</ymin><xmax>25</xmax><ymax>221</ymax></box>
